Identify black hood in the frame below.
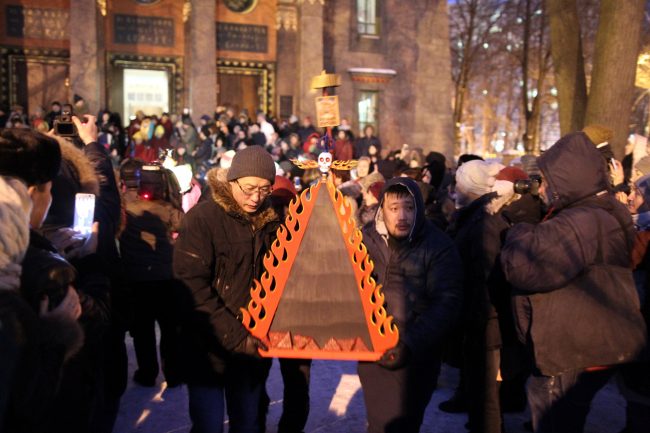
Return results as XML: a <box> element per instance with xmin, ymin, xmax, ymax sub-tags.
<box><xmin>375</xmin><ymin>177</ymin><xmax>425</xmax><ymax>242</ymax></box>
<box><xmin>537</xmin><ymin>132</ymin><xmax>610</xmax><ymax>210</ymax></box>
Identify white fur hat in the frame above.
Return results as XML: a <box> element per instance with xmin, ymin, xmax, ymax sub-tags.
<box><xmin>0</xmin><ymin>176</ymin><xmax>32</xmax><ymax>290</ymax></box>
<box><xmin>455</xmin><ymin>160</ymin><xmax>504</xmax><ymax>197</ymax></box>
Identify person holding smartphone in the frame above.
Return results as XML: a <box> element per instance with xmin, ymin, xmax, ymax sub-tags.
<box><xmin>0</xmin><ymin>130</ymin><xmax>85</xmax><ymax>433</ymax></box>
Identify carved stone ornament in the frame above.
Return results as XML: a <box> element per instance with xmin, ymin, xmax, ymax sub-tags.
<box><xmin>224</xmin><ymin>0</ymin><xmax>259</xmax><ymax>14</ymax></box>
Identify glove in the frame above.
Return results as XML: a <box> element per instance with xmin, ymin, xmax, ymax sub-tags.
<box><xmin>377</xmin><ymin>342</ymin><xmax>410</xmax><ymax>370</ymax></box>
<box><xmin>233</xmin><ymin>334</ymin><xmax>269</xmax><ymax>357</ymax></box>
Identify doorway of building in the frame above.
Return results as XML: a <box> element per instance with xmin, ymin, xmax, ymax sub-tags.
<box><xmin>216</xmin><ymin>61</ymin><xmax>275</xmax><ymax>117</ymax></box>
<box><xmin>107</xmin><ymin>54</ymin><xmax>181</xmax><ymax>126</ymax></box>
<box><xmin>218</xmin><ymin>72</ymin><xmax>261</xmax><ymax>119</ymax></box>
<box><xmin>5</xmin><ymin>50</ymin><xmax>69</xmax><ymax>117</ymax></box>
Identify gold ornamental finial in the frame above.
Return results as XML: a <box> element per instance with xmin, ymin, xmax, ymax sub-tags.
<box><xmin>311</xmin><ymin>70</ymin><xmax>342</xmax><ymax>90</ymax></box>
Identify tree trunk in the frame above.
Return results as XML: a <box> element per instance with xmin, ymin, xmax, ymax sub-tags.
<box><xmin>453</xmin><ymin>64</ymin><xmax>470</xmax><ymax>155</ymax></box>
<box><xmin>585</xmin><ymin>0</ymin><xmax>645</xmax><ymax>159</ymax></box>
<box><xmin>546</xmin><ymin>0</ymin><xmax>587</xmax><ymax>135</ymax></box>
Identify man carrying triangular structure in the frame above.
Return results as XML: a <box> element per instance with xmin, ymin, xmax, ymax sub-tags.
<box><xmin>359</xmin><ymin>177</ymin><xmax>464</xmax><ymax>433</ymax></box>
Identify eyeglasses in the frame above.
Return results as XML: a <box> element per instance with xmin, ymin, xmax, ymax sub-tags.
<box><xmin>235</xmin><ymin>179</ymin><xmax>272</xmax><ymax>197</ymax></box>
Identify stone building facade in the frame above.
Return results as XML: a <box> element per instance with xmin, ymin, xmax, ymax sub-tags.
<box><xmin>0</xmin><ymin>0</ymin><xmax>454</xmax><ymax>156</ymax></box>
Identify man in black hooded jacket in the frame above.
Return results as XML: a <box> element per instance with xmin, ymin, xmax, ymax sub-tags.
<box><xmin>501</xmin><ymin>131</ymin><xmax>647</xmax><ymax>433</ymax></box>
<box><xmin>359</xmin><ymin>177</ymin><xmax>463</xmax><ymax>433</ymax></box>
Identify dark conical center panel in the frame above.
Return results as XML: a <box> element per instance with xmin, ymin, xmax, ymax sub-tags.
<box><xmin>270</xmin><ymin>187</ymin><xmax>372</xmax><ymax>349</ymax></box>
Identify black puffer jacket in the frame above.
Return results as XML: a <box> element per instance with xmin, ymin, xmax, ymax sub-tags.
<box><xmin>173</xmin><ymin>170</ymin><xmax>279</xmax><ymax>385</ymax></box>
<box><xmin>362</xmin><ymin>177</ymin><xmax>463</xmax><ymax>356</ymax></box>
<box><xmin>501</xmin><ymin>132</ymin><xmax>646</xmax><ymax>374</ymax></box>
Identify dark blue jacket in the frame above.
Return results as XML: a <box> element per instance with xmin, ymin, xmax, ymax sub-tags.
<box><xmin>362</xmin><ymin>177</ymin><xmax>463</xmax><ymax>356</ymax></box>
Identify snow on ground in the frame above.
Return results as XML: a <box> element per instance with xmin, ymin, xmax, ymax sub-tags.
<box><xmin>113</xmin><ymin>334</ymin><xmax>625</xmax><ymax>433</ymax></box>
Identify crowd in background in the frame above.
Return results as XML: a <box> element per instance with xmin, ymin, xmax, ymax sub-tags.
<box><xmin>0</xmin><ymin>97</ymin><xmax>649</xmax><ymax>433</ymax></box>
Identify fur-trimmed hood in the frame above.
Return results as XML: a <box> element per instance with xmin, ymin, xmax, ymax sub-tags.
<box><xmin>205</xmin><ymin>167</ymin><xmax>277</xmax><ymax>231</ymax></box>
<box><xmin>55</xmin><ymin>136</ymin><xmax>100</xmax><ymax>196</ymax></box>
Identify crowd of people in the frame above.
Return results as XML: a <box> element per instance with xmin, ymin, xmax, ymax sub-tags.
<box><xmin>0</xmin><ymin>100</ymin><xmax>648</xmax><ymax>433</ymax></box>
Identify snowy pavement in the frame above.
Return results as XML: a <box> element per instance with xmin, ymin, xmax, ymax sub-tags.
<box><xmin>113</xmin><ymin>334</ymin><xmax>626</xmax><ymax>433</ymax></box>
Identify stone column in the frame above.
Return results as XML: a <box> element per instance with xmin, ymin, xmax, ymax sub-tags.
<box><xmin>187</xmin><ymin>0</ymin><xmax>216</xmax><ymax>124</ymax></box>
<box><xmin>277</xmin><ymin>1</ymin><xmax>299</xmax><ymax>118</ymax></box>
<box><xmin>69</xmin><ymin>0</ymin><xmax>101</xmax><ymax>115</ymax></box>
<box><xmin>297</xmin><ymin>0</ymin><xmax>324</xmax><ymax>120</ymax></box>
<box><xmin>412</xmin><ymin>0</ymin><xmax>455</xmax><ymax>161</ymax></box>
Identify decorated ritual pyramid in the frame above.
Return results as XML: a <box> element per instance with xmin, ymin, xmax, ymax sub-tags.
<box><xmin>240</xmin><ymin>163</ymin><xmax>399</xmax><ymax>361</ymax></box>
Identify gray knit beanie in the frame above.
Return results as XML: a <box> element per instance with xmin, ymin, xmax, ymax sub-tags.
<box><xmin>227</xmin><ymin>146</ymin><xmax>276</xmax><ymax>184</ymax></box>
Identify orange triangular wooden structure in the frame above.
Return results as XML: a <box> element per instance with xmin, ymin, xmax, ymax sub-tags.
<box><xmin>240</xmin><ymin>178</ymin><xmax>399</xmax><ymax>360</ymax></box>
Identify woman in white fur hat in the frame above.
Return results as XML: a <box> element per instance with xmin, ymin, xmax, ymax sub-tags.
<box><xmin>0</xmin><ymin>175</ymin><xmax>83</xmax><ymax>433</ymax></box>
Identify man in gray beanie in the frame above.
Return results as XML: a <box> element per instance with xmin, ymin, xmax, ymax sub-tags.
<box><xmin>173</xmin><ymin>145</ymin><xmax>279</xmax><ymax>433</ymax></box>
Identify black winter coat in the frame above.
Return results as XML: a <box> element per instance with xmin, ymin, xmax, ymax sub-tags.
<box><xmin>501</xmin><ymin>132</ymin><xmax>645</xmax><ymax>374</ymax></box>
<box><xmin>362</xmin><ymin>177</ymin><xmax>463</xmax><ymax>356</ymax></box>
<box><xmin>173</xmin><ymin>173</ymin><xmax>279</xmax><ymax>385</ymax></box>
<box><xmin>21</xmin><ymin>231</ymin><xmax>111</xmax><ymax>433</ymax></box>
<box><xmin>119</xmin><ymin>190</ymin><xmax>184</xmax><ymax>281</ymax></box>
<box><xmin>0</xmin><ymin>290</ymin><xmax>83</xmax><ymax>433</ymax></box>
<box><xmin>449</xmin><ymin>193</ymin><xmax>507</xmax><ymax>350</ymax></box>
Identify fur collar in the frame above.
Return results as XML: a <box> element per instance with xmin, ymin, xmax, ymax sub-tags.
<box><xmin>206</xmin><ymin>167</ymin><xmax>278</xmax><ymax>231</ymax></box>
<box><xmin>485</xmin><ymin>192</ymin><xmax>521</xmax><ymax>215</ymax></box>
<box><xmin>486</xmin><ymin>180</ymin><xmax>519</xmax><ymax>215</ymax></box>
<box><xmin>53</xmin><ymin>136</ymin><xmax>100</xmax><ymax>196</ymax></box>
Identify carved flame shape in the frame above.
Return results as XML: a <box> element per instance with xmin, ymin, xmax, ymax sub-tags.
<box><xmin>241</xmin><ymin>179</ymin><xmax>399</xmax><ymax>360</ymax></box>
<box><xmin>289</xmin><ymin>159</ymin><xmax>319</xmax><ymax>170</ymax></box>
<box><xmin>289</xmin><ymin>158</ymin><xmax>358</xmax><ymax>172</ymax></box>
<box><xmin>331</xmin><ymin>159</ymin><xmax>359</xmax><ymax>171</ymax></box>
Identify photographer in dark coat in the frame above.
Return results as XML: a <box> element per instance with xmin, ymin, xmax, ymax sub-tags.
<box><xmin>501</xmin><ymin>131</ymin><xmax>647</xmax><ymax>433</ymax></box>
<box><xmin>28</xmin><ymin>131</ymin><xmax>112</xmax><ymax>433</ymax></box>
<box><xmin>0</xmin><ymin>130</ymin><xmax>84</xmax><ymax>433</ymax></box>
<box><xmin>359</xmin><ymin>177</ymin><xmax>463</xmax><ymax>433</ymax></box>
<box><xmin>119</xmin><ymin>159</ymin><xmax>185</xmax><ymax>387</ymax></box>
<box><xmin>173</xmin><ymin>146</ymin><xmax>280</xmax><ymax>433</ymax></box>
<box><xmin>0</xmin><ymin>176</ymin><xmax>83</xmax><ymax>433</ymax></box>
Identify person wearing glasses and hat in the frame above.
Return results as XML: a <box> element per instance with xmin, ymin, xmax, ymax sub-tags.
<box><xmin>173</xmin><ymin>145</ymin><xmax>279</xmax><ymax>433</ymax></box>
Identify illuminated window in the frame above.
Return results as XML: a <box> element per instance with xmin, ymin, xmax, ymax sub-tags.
<box><xmin>357</xmin><ymin>0</ymin><xmax>379</xmax><ymax>36</ymax></box>
<box><xmin>123</xmin><ymin>69</ymin><xmax>169</xmax><ymax>120</ymax></box>
<box><xmin>358</xmin><ymin>90</ymin><xmax>378</xmax><ymax>133</ymax></box>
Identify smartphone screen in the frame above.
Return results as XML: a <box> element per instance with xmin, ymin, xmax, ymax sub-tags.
<box><xmin>73</xmin><ymin>193</ymin><xmax>95</xmax><ymax>235</ymax></box>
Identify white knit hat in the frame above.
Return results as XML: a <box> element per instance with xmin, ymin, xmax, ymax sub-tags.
<box><xmin>0</xmin><ymin>176</ymin><xmax>32</xmax><ymax>290</ymax></box>
<box><xmin>455</xmin><ymin>160</ymin><xmax>504</xmax><ymax>197</ymax></box>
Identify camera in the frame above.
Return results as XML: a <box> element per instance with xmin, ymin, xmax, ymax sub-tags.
<box><xmin>514</xmin><ymin>174</ymin><xmax>542</xmax><ymax>196</ymax></box>
<box><xmin>139</xmin><ymin>162</ymin><xmax>183</xmax><ymax>210</ymax></box>
<box><xmin>140</xmin><ymin>164</ymin><xmax>165</xmax><ymax>201</ymax></box>
<box><xmin>54</xmin><ymin>109</ymin><xmax>77</xmax><ymax>137</ymax></box>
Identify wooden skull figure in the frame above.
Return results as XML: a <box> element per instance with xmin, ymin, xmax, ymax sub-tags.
<box><xmin>318</xmin><ymin>151</ymin><xmax>333</xmax><ymax>174</ymax></box>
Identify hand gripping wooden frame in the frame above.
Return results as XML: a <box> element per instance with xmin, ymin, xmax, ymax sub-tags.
<box><xmin>240</xmin><ymin>178</ymin><xmax>399</xmax><ymax>360</ymax></box>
